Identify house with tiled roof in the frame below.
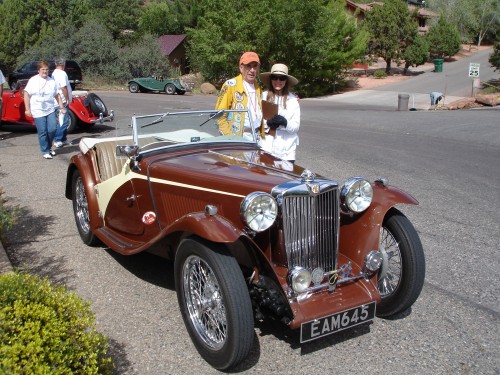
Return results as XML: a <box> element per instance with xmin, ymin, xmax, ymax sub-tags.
<box><xmin>158</xmin><ymin>34</ymin><xmax>189</xmax><ymax>74</ymax></box>
<box><xmin>345</xmin><ymin>0</ymin><xmax>437</xmax><ymax>34</ymax></box>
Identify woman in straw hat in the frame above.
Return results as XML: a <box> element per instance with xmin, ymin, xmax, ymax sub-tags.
<box><xmin>260</xmin><ymin>63</ymin><xmax>300</xmax><ymax>163</ymax></box>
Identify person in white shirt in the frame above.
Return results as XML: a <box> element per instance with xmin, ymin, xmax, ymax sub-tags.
<box><xmin>0</xmin><ymin>68</ymin><xmax>5</xmax><ymax>97</ymax></box>
<box><xmin>52</xmin><ymin>58</ymin><xmax>73</xmax><ymax>148</ymax></box>
<box><xmin>260</xmin><ymin>63</ymin><xmax>301</xmax><ymax>163</ymax></box>
<box><xmin>0</xmin><ymin>69</ymin><xmax>5</xmax><ymax>119</ymax></box>
<box><xmin>23</xmin><ymin>61</ymin><xmax>66</xmax><ymax>159</ymax></box>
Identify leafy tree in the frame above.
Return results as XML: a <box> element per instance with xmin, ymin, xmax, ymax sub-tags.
<box><xmin>120</xmin><ymin>34</ymin><xmax>172</xmax><ymax>80</ymax></box>
<box><xmin>365</xmin><ymin>0</ymin><xmax>418</xmax><ymax>74</ymax></box>
<box><xmin>426</xmin><ymin>16</ymin><xmax>461</xmax><ymax>58</ymax></box>
<box><xmin>84</xmin><ymin>0</ymin><xmax>142</xmax><ymax>42</ymax></box>
<box><xmin>17</xmin><ymin>24</ymin><xmax>79</xmax><ymax>65</ymax></box>
<box><xmin>139</xmin><ymin>2</ymin><xmax>183</xmax><ymax>35</ymax></box>
<box><xmin>429</xmin><ymin>0</ymin><xmax>498</xmax><ymax>46</ymax></box>
<box><xmin>489</xmin><ymin>43</ymin><xmax>500</xmax><ymax>70</ymax></box>
<box><xmin>400</xmin><ymin>34</ymin><xmax>429</xmax><ymax>74</ymax></box>
<box><xmin>187</xmin><ymin>0</ymin><xmax>367</xmax><ymax>97</ymax></box>
<box><xmin>73</xmin><ymin>21</ymin><xmax>121</xmax><ymax>77</ymax></box>
<box><xmin>0</xmin><ymin>0</ymin><xmax>76</xmax><ymax>69</ymax></box>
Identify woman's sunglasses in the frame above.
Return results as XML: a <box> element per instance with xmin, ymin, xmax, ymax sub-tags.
<box><xmin>271</xmin><ymin>75</ymin><xmax>287</xmax><ymax>81</ymax></box>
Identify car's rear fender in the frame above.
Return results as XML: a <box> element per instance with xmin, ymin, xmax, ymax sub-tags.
<box><xmin>69</xmin><ymin>97</ymin><xmax>93</xmax><ymax>122</ymax></box>
<box><xmin>65</xmin><ymin>153</ymin><xmax>103</xmax><ymax>230</ymax></box>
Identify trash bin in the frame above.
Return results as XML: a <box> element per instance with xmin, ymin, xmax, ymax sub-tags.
<box><xmin>430</xmin><ymin>92</ymin><xmax>444</xmax><ymax>105</ymax></box>
<box><xmin>433</xmin><ymin>59</ymin><xmax>444</xmax><ymax>73</ymax></box>
<box><xmin>398</xmin><ymin>94</ymin><xmax>410</xmax><ymax>111</ymax></box>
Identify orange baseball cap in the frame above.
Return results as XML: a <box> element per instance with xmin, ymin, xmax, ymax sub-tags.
<box><xmin>240</xmin><ymin>51</ymin><xmax>260</xmax><ymax>65</ymax></box>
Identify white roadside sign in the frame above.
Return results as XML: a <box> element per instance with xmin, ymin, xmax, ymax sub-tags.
<box><xmin>468</xmin><ymin>63</ymin><xmax>480</xmax><ymax>77</ymax></box>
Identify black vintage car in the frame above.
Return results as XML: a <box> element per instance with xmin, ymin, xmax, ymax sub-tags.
<box><xmin>8</xmin><ymin>60</ymin><xmax>82</xmax><ymax>89</ymax></box>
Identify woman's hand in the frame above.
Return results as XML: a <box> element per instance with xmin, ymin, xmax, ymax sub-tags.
<box><xmin>267</xmin><ymin>114</ymin><xmax>287</xmax><ymax>129</ymax></box>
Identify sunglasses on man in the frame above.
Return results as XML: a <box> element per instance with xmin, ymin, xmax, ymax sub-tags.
<box><xmin>271</xmin><ymin>75</ymin><xmax>287</xmax><ymax>81</ymax></box>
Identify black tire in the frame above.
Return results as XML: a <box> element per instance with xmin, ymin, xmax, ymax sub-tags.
<box><xmin>174</xmin><ymin>238</ymin><xmax>254</xmax><ymax>370</ymax></box>
<box><xmin>177</xmin><ymin>90</ymin><xmax>186</xmax><ymax>95</ymax></box>
<box><xmin>71</xmin><ymin>170</ymin><xmax>100</xmax><ymax>246</ymax></box>
<box><xmin>376</xmin><ymin>208</ymin><xmax>425</xmax><ymax>317</ymax></box>
<box><xmin>129</xmin><ymin>82</ymin><xmax>140</xmax><ymax>93</ymax></box>
<box><xmin>165</xmin><ymin>83</ymin><xmax>176</xmax><ymax>95</ymax></box>
<box><xmin>66</xmin><ymin>110</ymin><xmax>78</xmax><ymax>134</ymax></box>
<box><xmin>88</xmin><ymin>93</ymin><xmax>109</xmax><ymax>117</ymax></box>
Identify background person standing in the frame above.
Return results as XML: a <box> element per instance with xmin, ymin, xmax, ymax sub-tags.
<box><xmin>260</xmin><ymin>63</ymin><xmax>300</xmax><ymax>163</ymax></box>
<box><xmin>52</xmin><ymin>58</ymin><xmax>72</xmax><ymax>147</ymax></box>
<box><xmin>24</xmin><ymin>61</ymin><xmax>66</xmax><ymax>159</ymax></box>
<box><xmin>0</xmin><ymin>69</ymin><xmax>5</xmax><ymax>119</ymax></box>
<box><xmin>215</xmin><ymin>51</ymin><xmax>265</xmax><ymax>138</ymax></box>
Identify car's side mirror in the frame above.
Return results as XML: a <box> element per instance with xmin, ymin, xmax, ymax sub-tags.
<box><xmin>116</xmin><ymin>145</ymin><xmax>141</xmax><ymax>171</ymax></box>
<box><xmin>116</xmin><ymin>145</ymin><xmax>139</xmax><ymax>158</ymax></box>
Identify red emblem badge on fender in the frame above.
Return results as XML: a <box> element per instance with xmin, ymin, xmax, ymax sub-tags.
<box><xmin>142</xmin><ymin>211</ymin><xmax>156</xmax><ymax>225</ymax></box>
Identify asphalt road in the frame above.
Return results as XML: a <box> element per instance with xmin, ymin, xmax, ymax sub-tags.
<box><xmin>0</xmin><ymin>91</ymin><xmax>499</xmax><ymax>374</ymax></box>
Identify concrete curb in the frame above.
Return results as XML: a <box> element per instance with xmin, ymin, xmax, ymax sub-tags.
<box><xmin>0</xmin><ymin>239</ymin><xmax>13</xmax><ymax>274</ymax></box>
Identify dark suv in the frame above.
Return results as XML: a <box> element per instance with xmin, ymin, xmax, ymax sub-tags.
<box><xmin>8</xmin><ymin>60</ymin><xmax>82</xmax><ymax>89</ymax></box>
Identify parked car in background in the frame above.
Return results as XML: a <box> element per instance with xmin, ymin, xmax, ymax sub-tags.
<box><xmin>1</xmin><ymin>80</ymin><xmax>113</xmax><ymax>133</ymax></box>
<box><xmin>7</xmin><ymin>60</ymin><xmax>83</xmax><ymax>90</ymax></box>
<box><xmin>127</xmin><ymin>76</ymin><xmax>191</xmax><ymax>95</ymax></box>
<box><xmin>65</xmin><ymin>109</ymin><xmax>425</xmax><ymax>370</ymax></box>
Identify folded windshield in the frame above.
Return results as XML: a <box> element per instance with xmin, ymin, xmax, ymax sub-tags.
<box><xmin>131</xmin><ymin>110</ymin><xmax>257</xmax><ymax>151</ymax></box>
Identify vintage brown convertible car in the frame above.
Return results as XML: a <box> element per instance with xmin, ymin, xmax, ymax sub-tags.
<box><xmin>65</xmin><ymin>109</ymin><xmax>425</xmax><ymax>370</ymax></box>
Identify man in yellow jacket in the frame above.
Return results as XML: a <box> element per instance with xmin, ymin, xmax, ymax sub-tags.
<box><xmin>215</xmin><ymin>51</ymin><xmax>265</xmax><ymax>138</ymax></box>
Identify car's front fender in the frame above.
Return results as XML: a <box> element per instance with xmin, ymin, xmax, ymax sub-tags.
<box><xmin>165</xmin><ymin>212</ymin><xmax>244</xmax><ymax>243</ymax></box>
<box><xmin>339</xmin><ymin>183</ymin><xmax>418</xmax><ymax>263</ymax></box>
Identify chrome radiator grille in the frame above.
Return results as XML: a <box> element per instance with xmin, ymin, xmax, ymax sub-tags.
<box><xmin>280</xmin><ymin>185</ymin><xmax>339</xmax><ymax>272</ymax></box>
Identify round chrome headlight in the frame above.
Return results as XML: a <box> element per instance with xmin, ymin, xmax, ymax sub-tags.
<box><xmin>341</xmin><ymin>177</ymin><xmax>373</xmax><ymax>213</ymax></box>
<box><xmin>288</xmin><ymin>267</ymin><xmax>312</xmax><ymax>293</ymax></box>
<box><xmin>240</xmin><ymin>192</ymin><xmax>277</xmax><ymax>232</ymax></box>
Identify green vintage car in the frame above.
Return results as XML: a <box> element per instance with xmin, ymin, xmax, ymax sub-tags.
<box><xmin>128</xmin><ymin>76</ymin><xmax>191</xmax><ymax>95</ymax></box>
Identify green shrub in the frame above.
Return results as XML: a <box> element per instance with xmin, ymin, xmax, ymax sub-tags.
<box><xmin>0</xmin><ymin>273</ymin><xmax>113</xmax><ymax>374</ymax></box>
<box><xmin>373</xmin><ymin>69</ymin><xmax>387</xmax><ymax>79</ymax></box>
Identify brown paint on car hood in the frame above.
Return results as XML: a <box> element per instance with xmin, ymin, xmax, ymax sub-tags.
<box><xmin>145</xmin><ymin>147</ymin><xmax>305</xmax><ymax>196</ymax></box>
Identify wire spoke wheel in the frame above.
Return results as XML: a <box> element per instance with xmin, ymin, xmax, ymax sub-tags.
<box><xmin>175</xmin><ymin>238</ymin><xmax>253</xmax><ymax>370</ymax></box>
<box><xmin>376</xmin><ymin>209</ymin><xmax>425</xmax><ymax>318</ymax></box>
<box><xmin>378</xmin><ymin>226</ymin><xmax>402</xmax><ymax>298</ymax></box>
<box><xmin>183</xmin><ymin>255</ymin><xmax>227</xmax><ymax>349</ymax></box>
<box><xmin>71</xmin><ymin>171</ymin><xmax>99</xmax><ymax>246</ymax></box>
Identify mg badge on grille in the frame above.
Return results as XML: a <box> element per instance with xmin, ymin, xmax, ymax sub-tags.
<box><xmin>307</xmin><ymin>183</ymin><xmax>321</xmax><ymax>195</ymax></box>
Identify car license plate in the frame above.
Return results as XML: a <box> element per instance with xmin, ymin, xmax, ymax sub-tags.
<box><xmin>300</xmin><ymin>302</ymin><xmax>376</xmax><ymax>343</ymax></box>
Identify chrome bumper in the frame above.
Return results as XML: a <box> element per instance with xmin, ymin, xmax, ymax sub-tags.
<box><xmin>91</xmin><ymin>110</ymin><xmax>114</xmax><ymax>124</ymax></box>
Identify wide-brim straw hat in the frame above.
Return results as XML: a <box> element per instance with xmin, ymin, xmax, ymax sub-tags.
<box><xmin>260</xmin><ymin>63</ymin><xmax>299</xmax><ymax>87</ymax></box>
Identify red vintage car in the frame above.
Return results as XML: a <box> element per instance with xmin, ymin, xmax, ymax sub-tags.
<box><xmin>0</xmin><ymin>80</ymin><xmax>113</xmax><ymax>132</ymax></box>
<box><xmin>65</xmin><ymin>109</ymin><xmax>425</xmax><ymax>370</ymax></box>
